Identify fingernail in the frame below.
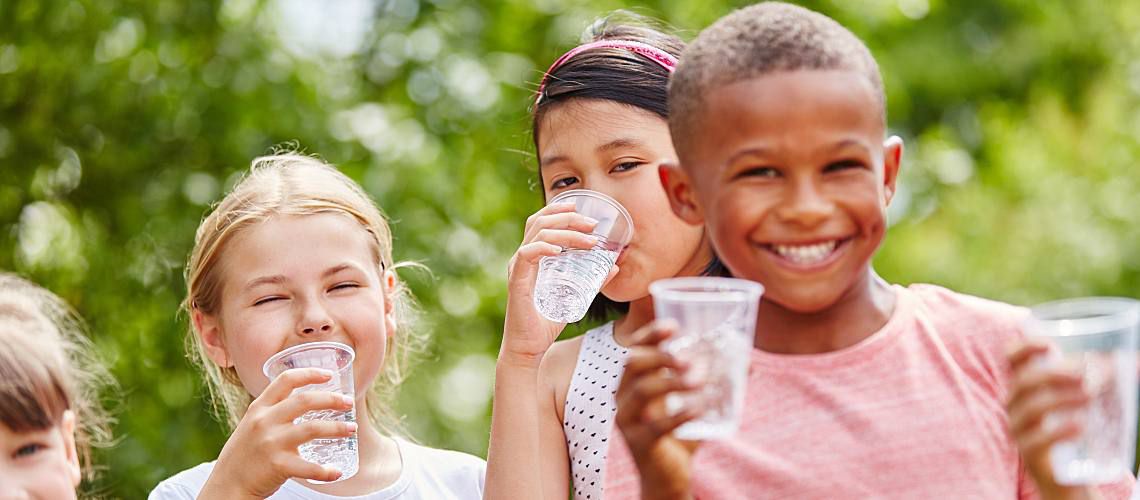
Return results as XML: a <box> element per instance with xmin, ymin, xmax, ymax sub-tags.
<box><xmin>345</xmin><ymin>422</ymin><xmax>358</xmax><ymax>433</ymax></box>
<box><xmin>583</xmin><ymin>216</ymin><xmax>599</xmax><ymax>225</ymax></box>
<box><xmin>341</xmin><ymin>394</ymin><xmax>355</xmax><ymax>406</ymax></box>
<box><xmin>316</xmin><ymin>368</ymin><xmax>334</xmax><ymax>378</ymax></box>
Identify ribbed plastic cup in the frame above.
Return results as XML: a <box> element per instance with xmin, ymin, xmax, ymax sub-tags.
<box><xmin>1025</xmin><ymin>297</ymin><xmax>1139</xmax><ymax>485</ymax></box>
<box><xmin>262</xmin><ymin>341</ymin><xmax>358</xmax><ymax>483</ymax></box>
<box><xmin>650</xmin><ymin>277</ymin><xmax>763</xmax><ymax>440</ymax></box>
<box><xmin>533</xmin><ymin>189</ymin><xmax>634</xmax><ymax>323</ymax></box>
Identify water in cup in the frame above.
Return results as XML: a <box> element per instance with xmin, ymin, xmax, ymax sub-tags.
<box><xmin>532</xmin><ymin>190</ymin><xmax>633</xmax><ymax>324</ymax></box>
<box><xmin>533</xmin><ymin>241</ymin><xmax>618</xmax><ymax>323</ymax></box>
<box><xmin>662</xmin><ymin>319</ymin><xmax>753</xmax><ymax>439</ymax></box>
<box><xmin>1047</xmin><ymin>350</ymin><xmax>1134</xmax><ymax>484</ymax></box>
<box><xmin>650</xmin><ymin>277</ymin><xmax>763</xmax><ymax>440</ymax></box>
<box><xmin>1026</xmin><ymin>297</ymin><xmax>1139</xmax><ymax>485</ymax></box>
<box><xmin>262</xmin><ymin>342</ymin><xmax>359</xmax><ymax>483</ymax></box>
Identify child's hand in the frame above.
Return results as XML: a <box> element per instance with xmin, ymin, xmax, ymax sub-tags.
<box><xmin>501</xmin><ymin>201</ymin><xmax>604</xmax><ymax>366</ymax></box>
<box><xmin>615</xmin><ymin>320</ymin><xmax>703</xmax><ymax>500</ymax></box>
<box><xmin>1006</xmin><ymin>339</ymin><xmax>1098</xmax><ymax>500</ymax></box>
<box><xmin>198</xmin><ymin>368</ymin><xmax>357</xmax><ymax>500</ymax></box>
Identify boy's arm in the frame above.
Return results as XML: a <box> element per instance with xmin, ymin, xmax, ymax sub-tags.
<box><xmin>613</xmin><ymin>321</ymin><xmax>702</xmax><ymax>500</ymax></box>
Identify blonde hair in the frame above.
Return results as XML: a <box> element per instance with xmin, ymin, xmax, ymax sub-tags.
<box><xmin>0</xmin><ymin>273</ymin><xmax>114</xmax><ymax>484</ymax></box>
<box><xmin>183</xmin><ymin>153</ymin><xmax>424</xmax><ymax>433</ymax></box>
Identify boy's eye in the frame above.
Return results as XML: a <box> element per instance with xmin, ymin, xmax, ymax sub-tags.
<box><xmin>824</xmin><ymin>159</ymin><xmax>865</xmax><ymax>173</ymax></box>
<box><xmin>738</xmin><ymin>166</ymin><xmax>781</xmax><ymax>179</ymax></box>
<box><xmin>15</xmin><ymin>443</ymin><xmax>45</xmax><ymax>458</ymax></box>
<box><xmin>330</xmin><ymin>282</ymin><xmax>359</xmax><ymax>292</ymax></box>
<box><xmin>550</xmin><ymin>176</ymin><xmax>578</xmax><ymax>190</ymax></box>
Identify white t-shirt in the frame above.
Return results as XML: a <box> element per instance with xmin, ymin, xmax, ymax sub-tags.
<box><xmin>149</xmin><ymin>438</ymin><xmax>485</xmax><ymax>500</ymax></box>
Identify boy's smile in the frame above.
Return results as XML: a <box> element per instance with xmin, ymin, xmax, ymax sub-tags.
<box><xmin>671</xmin><ymin>69</ymin><xmax>902</xmax><ymax>314</ymax></box>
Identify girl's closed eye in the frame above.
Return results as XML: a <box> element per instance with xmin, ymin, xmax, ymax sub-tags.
<box><xmin>329</xmin><ymin>282</ymin><xmax>360</xmax><ymax>292</ymax></box>
<box><xmin>252</xmin><ymin>296</ymin><xmax>285</xmax><ymax>307</ymax></box>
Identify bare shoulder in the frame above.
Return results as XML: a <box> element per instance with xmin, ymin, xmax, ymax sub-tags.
<box><xmin>539</xmin><ymin>335</ymin><xmax>586</xmax><ymax>421</ymax></box>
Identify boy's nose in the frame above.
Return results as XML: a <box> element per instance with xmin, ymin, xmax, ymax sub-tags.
<box><xmin>777</xmin><ymin>185</ymin><xmax>834</xmax><ymax>227</ymax></box>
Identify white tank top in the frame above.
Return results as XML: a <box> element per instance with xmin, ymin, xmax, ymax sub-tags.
<box><xmin>563</xmin><ymin>322</ymin><xmax>630</xmax><ymax>500</ymax></box>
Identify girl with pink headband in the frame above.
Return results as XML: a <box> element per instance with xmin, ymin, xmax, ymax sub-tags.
<box><xmin>484</xmin><ymin>14</ymin><xmax>721</xmax><ymax>500</ymax></box>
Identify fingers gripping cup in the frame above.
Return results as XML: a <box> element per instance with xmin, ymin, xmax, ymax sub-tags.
<box><xmin>533</xmin><ymin>190</ymin><xmax>634</xmax><ymax>323</ymax></box>
<box><xmin>649</xmin><ymin>277</ymin><xmax>763</xmax><ymax>440</ymax></box>
<box><xmin>263</xmin><ymin>342</ymin><xmax>359</xmax><ymax>484</ymax></box>
<box><xmin>1025</xmin><ymin>298</ymin><xmax>1140</xmax><ymax>485</ymax></box>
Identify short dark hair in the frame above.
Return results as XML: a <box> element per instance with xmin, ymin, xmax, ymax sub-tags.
<box><xmin>531</xmin><ymin>14</ymin><xmax>727</xmax><ymax>321</ymax></box>
<box><xmin>669</xmin><ymin>1</ymin><xmax>885</xmax><ymax>158</ymax></box>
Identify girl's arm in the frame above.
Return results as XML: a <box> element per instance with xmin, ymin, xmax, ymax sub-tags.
<box><xmin>484</xmin><ymin>202</ymin><xmax>600</xmax><ymax>500</ymax></box>
<box><xmin>484</xmin><ymin>343</ymin><xmax>574</xmax><ymax>499</ymax></box>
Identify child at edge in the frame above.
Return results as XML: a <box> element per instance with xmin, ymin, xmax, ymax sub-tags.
<box><xmin>0</xmin><ymin>272</ymin><xmax>114</xmax><ymax>499</ymax></box>
<box><xmin>149</xmin><ymin>154</ymin><xmax>485</xmax><ymax>499</ymax></box>
<box><xmin>602</xmin><ymin>3</ymin><xmax>1135</xmax><ymax>499</ymax></box>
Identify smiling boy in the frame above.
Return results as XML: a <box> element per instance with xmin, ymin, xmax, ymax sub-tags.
<box><xmin>605</xmin><ymin>3</ymin><xmax>1134</xmax><ymax>499</ymax></box>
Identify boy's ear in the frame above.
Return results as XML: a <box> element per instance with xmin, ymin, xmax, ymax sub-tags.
<box><xmin>659</xmin><ymin>162</ymin><xmax>704</xmax><ymax>225</ymax></box>
<box><xmin>60</xmin><ymin>410</ymin><xmax>81</xmax><ymax>487</ymax></box>
<box><xmin>382</xmin><ymin>269</ymin><xmax>398</xmax><ymax>338</ymax></box>
<box><xmin>882</xmin><ymin>136</ymin><xmax>904</xmax><ymax>205</ymax></box>
<box><xmin>192</xmin><ymin>308</ymin><xmax>232</xmax><ymax>368</ymax></box>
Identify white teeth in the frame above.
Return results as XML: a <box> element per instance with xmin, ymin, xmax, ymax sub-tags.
<box><xmin>772</xmin><ymin>240</ymin><xmax>839</xmax><ymax>265</ymax></box>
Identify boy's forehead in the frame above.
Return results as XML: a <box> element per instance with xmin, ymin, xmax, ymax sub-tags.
<box><xmin>680</xmin><ymin>70</ymin><xmax>884</xmax><ymax>168</ymax></box>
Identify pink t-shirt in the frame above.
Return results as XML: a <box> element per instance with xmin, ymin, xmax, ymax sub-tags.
<box><xmin>604</xmin><ymin>284</ymin><xmax>1133</xmax><ymax>499</ymax></box>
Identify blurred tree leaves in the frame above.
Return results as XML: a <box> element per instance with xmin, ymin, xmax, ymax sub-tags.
<box><xmin>1</xmin><ymin>0</ymin><xmax>1138</xmax><ymax>496</ymax></box>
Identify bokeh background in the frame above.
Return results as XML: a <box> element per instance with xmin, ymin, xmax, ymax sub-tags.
<box><xmin>2</xmin><ymin>0</ymin><xmax>1139</xmax><ymax>497</ymax></box>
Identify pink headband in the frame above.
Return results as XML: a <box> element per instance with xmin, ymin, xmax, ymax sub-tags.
<box><xmin>535</xmin><ymin>40</ymin><xmax>678</xmax><ymax>105</ymax></box>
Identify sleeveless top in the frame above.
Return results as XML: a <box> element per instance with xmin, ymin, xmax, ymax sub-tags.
<box><xmin>563</xmin><ymin>322</ymin><xmax>630</xmax><ymax>500</ymax></box>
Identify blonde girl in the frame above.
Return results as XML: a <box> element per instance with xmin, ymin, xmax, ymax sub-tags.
<box><xmin>150</xmin><ymin>154</ymin><xmax>485</xmax><ymax>499</ymax></box>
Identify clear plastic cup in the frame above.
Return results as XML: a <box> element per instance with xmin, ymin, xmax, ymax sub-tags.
<box><xmin>1025</xmin><ymin>297</ymin><xmax>1140</xmax><ymax>485</ymax></box>
<box><xmin>262</xmin><ymin>341</ymin><xmax>358</xmax><ymax>483</ymax></box>
<box><xmin>649</xmin><ymin>277</ymin><xmax>764</xmax><ymax>440</ymax></box>
<box><xmin>533</xmin><ymin>189</ymin><xmax>634</xmax><ymax>323</ymax></box>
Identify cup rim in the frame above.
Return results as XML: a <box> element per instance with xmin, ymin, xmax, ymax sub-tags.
<box><xmin>1027</xmin><ymin>297</ymin><xmax>1140</xmax><ymax>337</ymax></box>
<box><xmin>649</xmin><ymin>277</ymin><xmax>765</xmax><ymax>302</ymax></box>
<box><xmin>262</xmin><ymin>341</ymin><xmax>356</xmax><ymax>378</ymax></box>
<box><xmin>548</xmin><ymin>189</ymin><xmax>634</xmax><ymax>246</ymax></box>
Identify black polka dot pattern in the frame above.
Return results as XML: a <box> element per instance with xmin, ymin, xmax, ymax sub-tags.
<box><xmin>562</xmin><ymin>322</ymin><xmax>629</xmax><ymax>500</ymax></box>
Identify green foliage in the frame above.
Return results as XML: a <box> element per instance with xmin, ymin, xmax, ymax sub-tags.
<box><xmin>1</xmin><ymin>0</ymin><xmax>1137</xmax><ymax>496</ymax></box>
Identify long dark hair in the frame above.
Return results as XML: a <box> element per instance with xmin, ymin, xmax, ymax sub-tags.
<box><xmin>531</xmin><ymin>14</ymin><xmax>727</xmax><ymax>322</ymax></box>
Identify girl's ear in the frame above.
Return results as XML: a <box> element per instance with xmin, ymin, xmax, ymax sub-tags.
<box><xmin>60</xmin><ymin>410</ymin><xmax>81</xmax><ymax>487</ymax></box>
<box><xmin>882</xmin><ymin>136</ymin><xmax>904</xmax><ymax>205</ymax></box>
<box><xmin>659</xmin><ymin>162</ymin><xmax>704</xmax><ymax>225</ymax></box>
<box><xmin>192</xmin><ymin>308</ymin><xmax>232</xmax><ymax>368</ymax></box>
<box><xmin>382</xmin><ymin>269</ymin><xmax>398</xmax><ymax>338</ymax></box>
